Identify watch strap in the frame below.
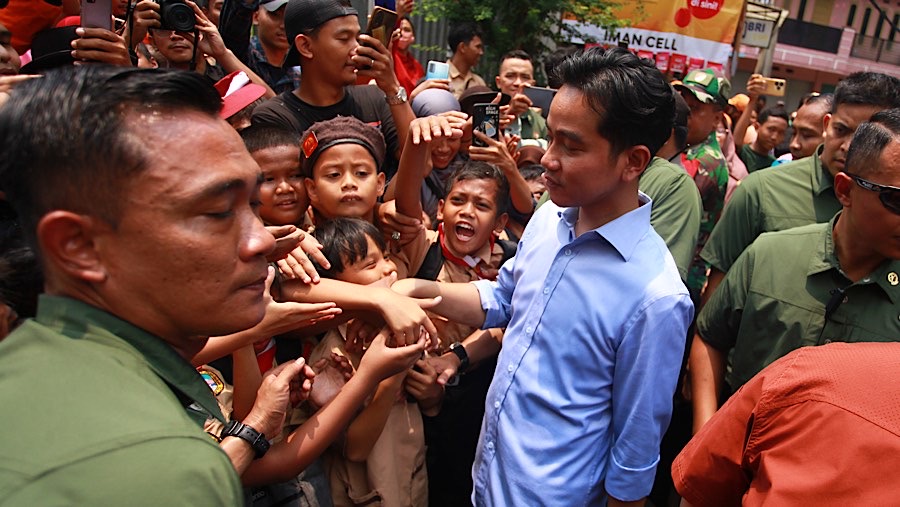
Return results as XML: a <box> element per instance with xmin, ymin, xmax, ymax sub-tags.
<box><xmin>449</xmin><ymin>342</ymin><xmax>470</xmax><ymax>374</ymax></box>
<box><xmin>222</xmin><ymin>420</ymin><xmax>270</xmax><ymax>459</ymax></box>
<box><xmin>386</xmin><ymin>86</ymin><xmax>408</xmax><ymax>105</ymax></box>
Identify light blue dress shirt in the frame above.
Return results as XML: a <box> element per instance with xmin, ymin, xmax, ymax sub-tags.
<box><xmin>471</xmin><ymin>194</ymin><xmax>693</xmax><ymax>505</ymax></box>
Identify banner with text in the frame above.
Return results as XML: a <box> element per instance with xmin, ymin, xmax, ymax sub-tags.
<box><xmin>565</xmin><ymin>0</ymin><xmax>745</xmax><ymax>69</ymax></box>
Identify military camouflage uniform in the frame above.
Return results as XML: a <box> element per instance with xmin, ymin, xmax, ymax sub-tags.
<box><xmin>683</xmin><ymin>132</ymin><xmax>728</xmax><ymax>297</ymax></box>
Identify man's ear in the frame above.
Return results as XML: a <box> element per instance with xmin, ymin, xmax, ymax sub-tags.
<box><xmin>834</xmin><ymin>171</ymin><xmax>854</xmax><ymax>207</ymax></box>
<box><xmin>493</xmin><ymin>212</ymin><xmax>509</xmax><ymax>234</ymax></box>
<box><xmin>621</xmin><ymin>145</ymin><xmax>652</xmax><ymax>183</ymax></box>
<box><xmin>36</xmin><ymin>211</ymin><xmax>108</xmax><ymax>284</ymax></box>
<box><xmin>822</xmin><ymin>113</ymin><xmax>832</xmax><ymax>138</ymax></box>
<box><xmin>436</xmin><ymin>199</ymin><xmax>445</xmax><ymax>222</ymax></box>
<box><xmin>296</xmin><ymin>34</ymin><xmax>314</xmax><ymax>60</ymax></box>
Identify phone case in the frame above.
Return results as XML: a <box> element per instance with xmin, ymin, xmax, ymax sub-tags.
<box><xmin>472</xmin><ymin>104</ymin><xmax>500</xmax><ymax>147</ymax></box>
<box><xmin>365</xmin><ymin>7</ymin><xmax>398</xmax><ymax>48</ymax></box>
<box><xmin>425</xmin><ymin>61</ymin><xmax>450</xmax><ymax>80</ymax></box>
<box><xmin>763</xmin><ymin>78</ymin><xmax>786</xmax><ymax>96</ymax></box>
<box><xmin>81</xmin><ymin>0</ymin><xmax>112</xmax><ymax>30</ymax></box>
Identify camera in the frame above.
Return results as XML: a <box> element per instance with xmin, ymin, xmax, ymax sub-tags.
<box><xmin>157</xmin><ymin>0</ymin><xmax>195</xmax><ymax>32</ymax></box>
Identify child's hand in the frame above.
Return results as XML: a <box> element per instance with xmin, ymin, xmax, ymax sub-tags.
<box><xmin>405</xmin><ymin>358</ymin><xmax>444</xmax><ymax>416</ymax></box>
<box><xmin>357</xmin><ymin>328</ymin><xmax>427</xmax><ymax>382</ymax></box>
<box><xmin>279</xmin><ymin>235</ymin><xmax>329</xmax><ymax>284</ymax></box>
<box><xmin>409</xmin><ymin>114</ymin><xmax>466</xmax><ymax>145</ymax></box>
<box><xmin>256</xmin><ymin>266</ymin><xmax>342</xmax><ymax>336</ymax></box>
<box><xmin>308</xmin><ymin>353</ymin><xmax>353</xmax><ymax>410</ymax></box>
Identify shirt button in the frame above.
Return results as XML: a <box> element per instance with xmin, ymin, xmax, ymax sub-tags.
<box><xmin>565</xmin><ymin>249</ymin><xmax>572</xmax><ymax>256</ymax></box>
<box><xmin>494</xmin><ymin>401</ymin><xmax>501</xmax><ymax>408</ymax></box>
<box><xmin>487</xmin><ymin>441</ymin><xmax>494</xmax><ymax>450</ymax></box>
<box><xmin>507</xmin><ymin>365</ymin><xmax>514</xmax><ymax>373</ymax></box>
<box><xmin>824</xmin><ymin>339</ymin><xmax>832</xmax><ymax>344</ymax></box>
<box><xmin>525</xmin><ymin>326</ymin><xmax>533</xmax><ymax>334</ymax></box>
<box><xmin>543</xmin><ymin>287</ymin><xmax>550</xmax><ymax>294</ymax></box>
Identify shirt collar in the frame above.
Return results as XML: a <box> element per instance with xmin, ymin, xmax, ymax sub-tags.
<box><xmin>557</xmin><ymin>191</ymin><xmax>652</xmax><ymax>261</ymax></box>
<box><xmin>447</xmin><ymin>59</ymin><xmax>463</xmax><ymax>79</ymax></box>
<box><xmin>811</xmin><ymin>144</ymin><xmax>834</xmax><ymax>196</ymax></box>
<box><xmin>807</xmin><ymin>214</ymin><xmax>900</xmax><ymax>304</ymax></box>
<box><xmin>35</xmin><ymin>295</ymin><xmax>225</xmax><ymax>423</ymax></box>
<box><xmin>807</xmin><ymin>213</ymin><xmax>841</xmax><ymax>276</ymax></box>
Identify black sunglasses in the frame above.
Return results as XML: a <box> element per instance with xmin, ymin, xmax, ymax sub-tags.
<box><xmin>845</xmin><ymin>172</ymin><xmax>900</xmax><ymax>215</ymax></box>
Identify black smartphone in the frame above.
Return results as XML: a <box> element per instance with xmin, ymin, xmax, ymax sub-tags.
<box><xmin>472</xmin><ymin>103</ymin><xmax>500</xmax><ymax>147</ymax></box>
<box><xmin>522</xmin><ymin>86</ymin><xmax>557</xmax><ymax>119</ymax></box>
<box><xmin>364</xmin><ymin>6</ymin><xmax>398</xmax><ymax>48</ymax></box>
<box><xmin>81</xmin><ymin>0</ymin><xmax>113</xmax><ymax>30</ymax></box>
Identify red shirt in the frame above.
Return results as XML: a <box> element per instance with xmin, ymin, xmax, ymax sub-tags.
<box><xmin>674</xmin><ymin>342</ymin><xmax>900</xmax><ymax>506</ymax></box>
<box><xmin>392</xmin><ymin>47</ymin><xmax>424</xmax><ymax>96</ymax></box>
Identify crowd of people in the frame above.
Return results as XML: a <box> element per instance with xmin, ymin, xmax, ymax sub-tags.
<box><xmin>0</xmin><ymin>0</ymin><xmax>899</xmax><ymax>506</ymax></box>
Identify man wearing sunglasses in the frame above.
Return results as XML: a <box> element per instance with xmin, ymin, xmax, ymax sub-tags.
<box><xmin>689</xmin><ymin>109</ymin><xmax>900</xmax><ymax>435</ymax></box>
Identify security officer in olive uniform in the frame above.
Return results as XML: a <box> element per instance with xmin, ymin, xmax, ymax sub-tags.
<box><xmin>0</xmin><ymin>66</ymin><xmax>295</xmax><ymax>505</ymax></box>
<box><xmin>690</xmin><ymin>109</ymin><xmax>900</xmax><ymax>433</ymax></box>
<box><xmin>700</xmin><ymin>71</ymin><xmax>900</xmax><ymax>304</ymax></box>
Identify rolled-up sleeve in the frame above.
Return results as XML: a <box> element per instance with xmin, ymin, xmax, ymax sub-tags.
<box><xmin>606</xmin><ymin>292</ymin><xmax>693</xmax><ymax>501</ymax></box>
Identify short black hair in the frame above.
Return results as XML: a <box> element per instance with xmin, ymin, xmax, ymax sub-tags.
<box><xmin>445</xmin><ymin>160</ymin><xmax>510</xmax><ymax>215</ymax></box>
<box><xmin>500</xmin><ymin>50</ymin><xmax>531</xmax><ymax>64</ymax></box>
<box><xmin>833</xmin><ymin>72</ymin><xmax>900</xmax><ymax>114</ymax></box>
<box><xmin>240</xmin><ymin>125</ymin><xmax>300</xmax><ymax>154</ymax></box>
<box><xmin>758</xmin><ymin>105</ymin><xmax>790</xmax><ymax>126</ymax></box>
<box><xmin>448</xmin><ymin>22</ymin><xmax>482</xmax><ymax>53</ymax></box>
<box><xmin>0</xmin><ymin>66</ymin><xmax>222</xmax><ymax>249</ymax></box>
<box><xmin>518</xmin><ymin>164</ymin><xmax>545</xmax><ymax>182</ymax></box>
<box><xmin>544</xmin><ymin>45</ymin><xmax>579</xmax><ymax>89</ymax></box>
<box><xmin>553</xmin><ymin>46</ymin><xmax>675</xmax><ymax>158</ymax></box>
<box><xmin>845</xmin><ymin>108</ymin><xmax>900</xmax><ymax>177</ymax></box>
<box><xmin>799</xmin><ymin>92</ymin><xmax>833</xmax><ymax>111</ymax></box>
<box><xmin>312</xmin><ymin>218</ymin><xmax>387</xmax><ymax>279</ymax></box>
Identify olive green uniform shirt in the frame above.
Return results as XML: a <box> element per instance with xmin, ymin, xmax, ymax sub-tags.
<box><xmin>700</xmin><ymin>146</ymin><xmax>842</xmax><ymax>273</ymax></box>
<box><xmin>639</xmin><ymin>157</ymin><xmax>703</xmax><ymax>281</ymax></box>
<box><xmin>738</xmin><ymin>144</ymin><xmax>775</xmax><ymax>173</ymax></box>
<box><xmin>0</xmin><ymin>295</ymin><xmax>243</xmax><ymax>506</ymax></box>
<box><xmin>697</xmin><ymin>216</ymin><xmax>900</xmax><ymax>390</ymax></box>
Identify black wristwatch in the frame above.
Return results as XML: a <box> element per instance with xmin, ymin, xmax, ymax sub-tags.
<box><xmin>221</xmin><ymin>420</ymin><xmax>270</xmax><ymax>459</ymax></box>
<box><xmin>449</xmin><ymin>341</ymin><xmax>470</xmax><ymax>374</ymax></box>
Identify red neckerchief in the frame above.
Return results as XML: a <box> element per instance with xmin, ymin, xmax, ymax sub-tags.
<box><xmin>438</xmin><ymin>223</ymin><xmax>497</xmax><ymax>280</ymax></box>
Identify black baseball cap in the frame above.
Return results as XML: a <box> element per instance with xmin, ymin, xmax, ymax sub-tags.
<box><xmin>282</xmin><ymin>0</ymin><xmax>358</xmax><ymax>68</ymax></box>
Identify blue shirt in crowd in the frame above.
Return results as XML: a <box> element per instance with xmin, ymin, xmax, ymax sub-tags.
<box><xmin>471</xmin><ymin>194</ymin><xmax>693</xmax><ymax>505</ymax></box>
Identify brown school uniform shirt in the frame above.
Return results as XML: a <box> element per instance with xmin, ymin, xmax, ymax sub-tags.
<box><xmin>309</xmin><ymin>328</ymin><xmax>427</xmax><ymax>507</ymax></box>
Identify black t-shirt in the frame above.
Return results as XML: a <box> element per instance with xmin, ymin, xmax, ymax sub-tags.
<box><xmin>251</xmin><ymin>85</ymin><xmax>400</xmax><ymax>175</ymax></box>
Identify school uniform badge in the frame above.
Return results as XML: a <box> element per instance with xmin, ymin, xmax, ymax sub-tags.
<box><xmin>198</xmin><ymin>367</ymin><xmax>225</xmax><ymax>395</ymax></box>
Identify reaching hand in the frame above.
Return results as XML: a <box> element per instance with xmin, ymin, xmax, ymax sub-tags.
<box><xmin>308</xmin><ymin>353</ymin><xmax>354</xmax><ymax>410</ymax></box>
<box><xmin>356</xmin><ymin>327</ymin><xmax>427</xmax><ymax>382</ymax></box>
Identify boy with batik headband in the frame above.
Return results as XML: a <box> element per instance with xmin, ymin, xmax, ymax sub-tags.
<box><xmin>300</xmin><ymin>116</ymin><xmax>388</xmax><ymax>228</ymax></box>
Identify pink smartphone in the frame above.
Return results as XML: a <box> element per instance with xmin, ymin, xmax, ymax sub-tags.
<box><xmin>81</xmin><ymin>0</ymin><xmax>113</xmax><ymax>30</ymax></box>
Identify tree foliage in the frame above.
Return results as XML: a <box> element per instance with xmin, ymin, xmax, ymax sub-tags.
<box><xmin>418</xmin><ymin>0</ymin><xmax>640</xmax><ymax>69</ymax></box>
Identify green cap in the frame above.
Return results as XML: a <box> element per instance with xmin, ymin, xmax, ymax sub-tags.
<box><xmin>675</xmin><ymin>69</ymin><xmax>731</xmax><ymax>107</ymax></box>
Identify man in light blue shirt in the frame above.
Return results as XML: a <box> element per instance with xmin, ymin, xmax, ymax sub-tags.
<box><xmin>393</xmin><ymin>47</ymin><xmax>693</xmax><ymax>505</ymax></box>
